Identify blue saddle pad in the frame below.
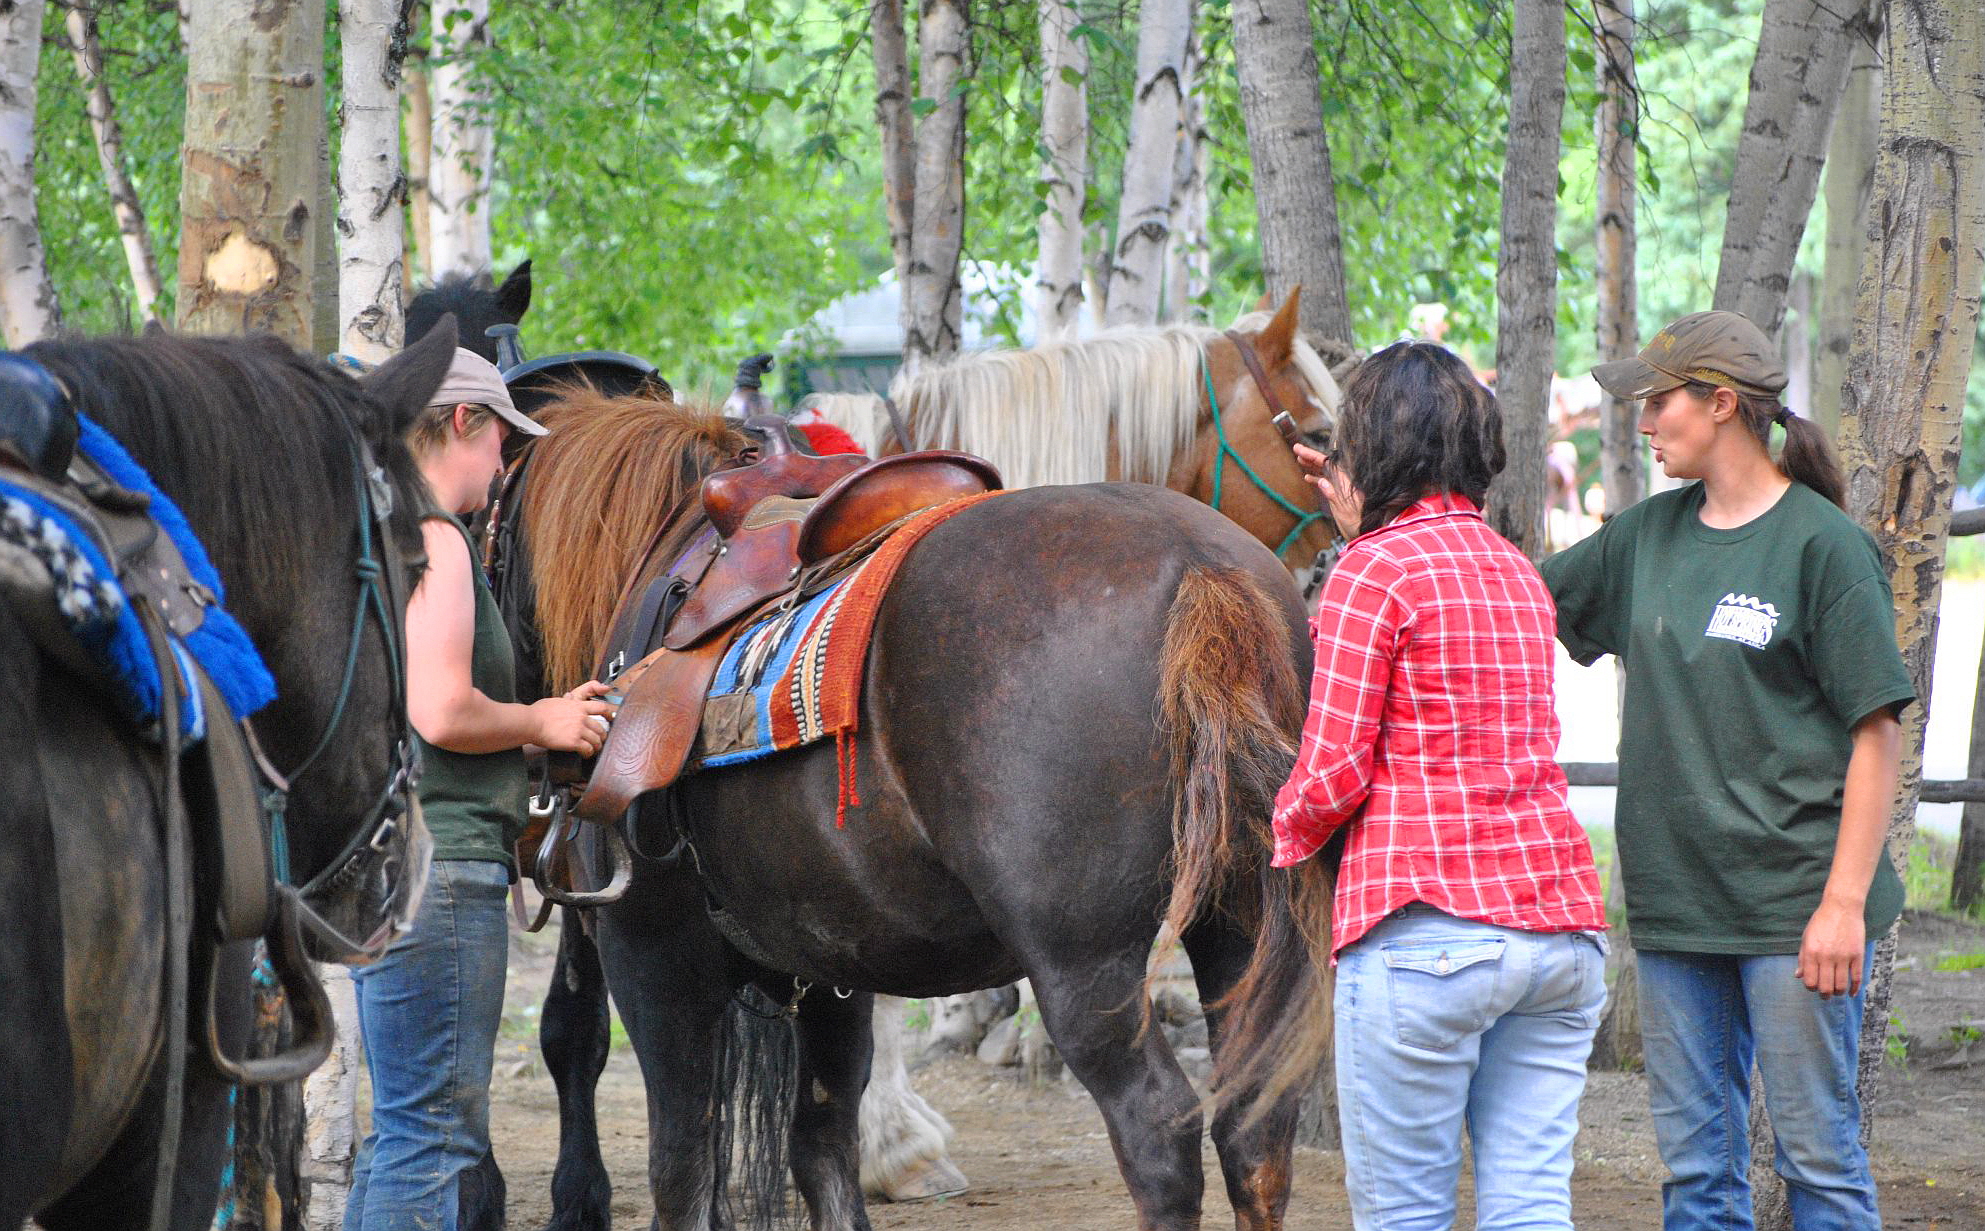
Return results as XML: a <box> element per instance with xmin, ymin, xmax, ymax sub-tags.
<box><xmin>695</xmin><ymin>579</ymin><xmax>849</xmax><ymax>770</ymax></box>
<box><xmin>0</xmin><ymin>413</ymin><xmax>276</xmax><ymax>739</ymax></box>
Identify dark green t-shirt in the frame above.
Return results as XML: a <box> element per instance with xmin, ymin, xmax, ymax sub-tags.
<box><xmin>415</xmin><ymin>515</ymin><xmax>527</xmax><ymax>871</ymax></box>
<box><xmin>1541</xmin><ymin>482</ymin><xmax>1913</xmax><ymax>954</ymax></box>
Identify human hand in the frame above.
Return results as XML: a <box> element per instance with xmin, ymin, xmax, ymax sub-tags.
<box><xmin>1293</xmin><ymin>441</ymin><xmax>1331</xmax><ymax>476</ymax></box>
<box><xmin>530</xmin><ymin>688</ymin><xmax>618</xmax><ymax>757</ymax></box>
<box><xmin>1798</xmin><ymin>896</ymin><xmax>1866</xmax><ymax>998</ymax></box>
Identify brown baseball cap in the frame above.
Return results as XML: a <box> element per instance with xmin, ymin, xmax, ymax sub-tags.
<box><xmin>1591</xmin><ymin>310</ymin><xmax>1787</xmax><ymax>401</ymax></box>
<box><xmin>428</xmin><ymin>347</ymin><xmax>547</xmax><ymax>436</ymax></box>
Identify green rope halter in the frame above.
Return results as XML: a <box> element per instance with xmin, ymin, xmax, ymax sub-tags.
<box><xmin>1202</xmin><ymin>357</ymin><xmax>1327</xmax><ymax>558</ymax></box>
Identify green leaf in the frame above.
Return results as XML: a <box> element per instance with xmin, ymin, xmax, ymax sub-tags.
<box><xmin>910</xmin><ymin>96</ymin><xmax>938</xmax><ymax>118</ymax></box>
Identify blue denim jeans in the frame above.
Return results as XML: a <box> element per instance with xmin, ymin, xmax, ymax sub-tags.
<box><xmin>1637</xmin><ymin>947</ymin><xmax>1881</xmax><ymax>1231</ymax></box>
<box><xmin>1334</xmin><ymin>905</ymin><xmax>1608</xmax><ymax>1231</ymax></box>
<box><xmin>346</xmin><ymin>859</ymin><xmax>510</xmax><ymax>1231</ymax></box>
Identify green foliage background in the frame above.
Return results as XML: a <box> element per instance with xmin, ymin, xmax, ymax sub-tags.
<box><xmin>30</xmin><ymin>0</ymin><xmax>1985</xmax><ymax>466</ymax></box>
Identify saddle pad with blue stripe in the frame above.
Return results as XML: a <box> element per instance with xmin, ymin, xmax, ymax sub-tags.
<box><xmin>693</xmin><ymin>577</ymin><xmax>851</xmax><ymax>769</ymax></box>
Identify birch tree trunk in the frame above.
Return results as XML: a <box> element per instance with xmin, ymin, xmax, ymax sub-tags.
<box><xmin>1034</xmin><ymin>0</ymin><xmax>1086</xmax><ymax>341</ymax></box>
<box><xmin>0</xmin><ymin>0</ymin><xmax>62</xmax><ymax>346</ymax></box>
<box><xmin>900</xmin><ymin>0</ymin><xmax>969</xmax><ymax>370</ymax></box>
<box><xmin>428</xmin><ymin>0</ymin><xmax>492</xmax><ymax>280</ymax></box>
<box><xmin>404</xmin><ymin>51</ymin><xmax>433</xmax><ymax>285</ymax></box>
<box><xmin>1163</xmin><ymin>25</ymin><xmax>1209</xmax><ymax>324</ymax></box>
<box><xmin>1485</xmin><ymin>0</ymin><xmax>1564</xmax><ymax>561</ymax></box>
<box><xmin>177</xmin><ymin>0</ymin><xmax>326</xmax><ymax>344</ymax></box>
<box><xmin>63</xmin><ymin>0</ymin><xmax>163</xmax><ymax>326</ymax></box>
<box><xmin>871</xmin><ymin>0</ymin><xmax>913</xmax><ymax>292</ymax></box>
<box><xmin>1813</xmin><ymin>8</ymin><xmax>1882</xmax><ymax>434</ymax></box>
<box><xmin>1837</xmin><ymin>0</ymin><xmax>1985</xmax><ymax>1153</ymax></box>
<box><xmin>1102</xmin><ymin>0</ymin><xmax>1188</xmax><ymax>328</ymax></box>
<box><xmin>1229</xmin><ymin>0</ymin><xmax>1351</xmax><ymax>346</ymax></box>
<box><xmin>1713</xmin><ymin>0</ymin><xmax>1870</xmax><ymax>339</ymax></box>
<box><xmin>338</xmin><ymin>0</ymin><xmax>411</xmax><ymax>363</ymax></box>
<box><xmin>1595</xmin><ymin>0</ymin><xmax>1643</xmax><ymax>517</ymax></box>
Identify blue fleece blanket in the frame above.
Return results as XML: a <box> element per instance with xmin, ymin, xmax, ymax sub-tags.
<box><xmin>0</xmin><ymin>414</ymin><xmax>276</xmax><ymax>739</ymax></box>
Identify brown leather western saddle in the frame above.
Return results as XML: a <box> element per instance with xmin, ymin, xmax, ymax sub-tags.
<box><xmin>516</xmin><ymin>416</ymin><xmax>999</xmax><ymax>913</ymax></box>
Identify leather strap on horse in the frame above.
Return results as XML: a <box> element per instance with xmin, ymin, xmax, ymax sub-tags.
<box><xmin>1224</xmin><ymin>330</ymin><xmax>1295</xmax><ymax>424</ymax></box>
<box><xmin>136</xmin><ymin>599</ymin><xmax>189</xmax><ymax>1231</ymax></box>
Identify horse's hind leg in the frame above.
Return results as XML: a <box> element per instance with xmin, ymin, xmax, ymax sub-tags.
<box><xmin>1028</xmin><ymin>952</ymin><xmax>1204</xmax><ymax>1230</ymax></box>
<box><xmin>537</xmin><ymin>906</ymin><xmax>614</xmax><ymax>1231</ymax></box>
<box><xmin>788</xmin><ymin>989</ymin><xmax>874</xmax><ymax>1231</ymax></box>
<box><xmin>1185</xmin><ymin>921</ymin><xmax>1302</xmax><ymax>1231</ymax></box>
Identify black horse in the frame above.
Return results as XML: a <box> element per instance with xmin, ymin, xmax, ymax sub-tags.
<box><xmin>0</xmin><ymin>325</ymin><xmax>458</xmax><ymax>1230</ymax></box>
<box><xmin>503</xmin><ymin>396</ymin><xmax>1326</xmax><ymax>1230</ymax></box>
<box><xmin>408</xmin><ymin>259</ymin><xmax>533</xmax><ymax>363</ymax></box>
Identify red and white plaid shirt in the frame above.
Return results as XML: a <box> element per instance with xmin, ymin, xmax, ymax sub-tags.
<box><xmin>1272</xmin><ymin>493</ymin><xmax>1606</xmax><ymax>957</ymax></box>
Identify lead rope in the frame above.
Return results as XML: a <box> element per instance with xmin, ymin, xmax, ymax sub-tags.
<box><xmin>1201</xmin><ymin>358</ymin><xmax>1327</xmax><ymax>558</ymax></box>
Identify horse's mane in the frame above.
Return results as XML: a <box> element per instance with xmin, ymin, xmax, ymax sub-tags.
<box><xmin>24</xmin><ymin>333</ymin><xmax>428</xmax><ymax>609</ymax></box>
<box><xmin>519</xmin><ymin>390</ymin><xmax>746</xmax><ymax>695</ymax></box>
<box><xmin>801</xmin><ymin>314</ymin><xmax>1338</xmax><ymax>490</ymax></box>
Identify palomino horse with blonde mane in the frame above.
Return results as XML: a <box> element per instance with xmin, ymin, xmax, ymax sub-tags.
<box><xmin>498</xmin><ymin>377</ymin><xmax>1329</xmax><ymax>1229</ymax></box>
<box><xmin>804</xmin><ymin>290</ymin><xmax>1339</xmax><ymax>571</ymax></box>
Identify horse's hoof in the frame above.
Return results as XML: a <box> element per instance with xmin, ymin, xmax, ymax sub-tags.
<box><xmin>876</xmin><ymin>1155</ymin><xmax>968</xmax><ymax>1203</ymax></box>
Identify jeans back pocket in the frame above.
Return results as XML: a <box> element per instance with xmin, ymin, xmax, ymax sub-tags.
<box><xmin>1382</xmin><ymin>936</ymin><xmax>1508</xmax><ymax>1051</ymax></box>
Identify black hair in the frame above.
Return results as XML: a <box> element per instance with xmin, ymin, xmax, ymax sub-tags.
<box><xmin>1337</xmin><ymin>341</ymin><xmax>1506</xmax><ymax>537</ymax></box>
<box><xmin>1681</xmin><ymin>381</ymin><xmax>1846</xmax><ymax>508</ymax></box>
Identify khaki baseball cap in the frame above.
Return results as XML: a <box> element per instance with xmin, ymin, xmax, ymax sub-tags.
<box><xmin>1591</xmin><ymin>310</ymin><xmax>1787</xmax><ymax>401</ymax></box>
<box><xmin>428</xmin><ymin>347</ymin><xmax>547</xmax><ymax>436</ymax></box>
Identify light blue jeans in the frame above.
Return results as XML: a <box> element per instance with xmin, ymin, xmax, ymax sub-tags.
<box><xmin>346</xmin><ymin>859</ymin><xmax>510</xmax><ymax>1231</ymax></box>
<box><xmin>1334</xmin><ymin>905</ymin><xmax>1608</xmax><ymax>1231</ymax></box>
<box><xmin>1637</xmin><ymin>947</ymin><xmax>1881</xmax><ymax>1231</ymax></box>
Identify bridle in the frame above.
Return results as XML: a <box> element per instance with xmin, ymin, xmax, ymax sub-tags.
<box><xmin>1204</xmin><ymin>331</ymin><xmax>1330</xmax><ymax>561</ymax></box>
<box><xmin>241</xmin><ymin>425</ymin><xmax>421</xmax><ymax>963</ymax></box>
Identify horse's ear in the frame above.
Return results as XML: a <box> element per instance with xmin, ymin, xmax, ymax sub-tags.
<box><xmin>1253</xmin><ymin>290</ymin><xmax>1274</xmax><ymax>312</ymax></box>
<box><xmin>364</xmin><ymin>315</ymin><xmax>457</xmax><ymax>434</ymax></box>
<box><xmin>496</xmin><ymin>259</ymin><xmax>532</xmax><ymax>320</ymax></box>
<box><xmin>1255</xmin><ymin>286</ymin><xmax>1303</xmax><ymax>367</ymax></box>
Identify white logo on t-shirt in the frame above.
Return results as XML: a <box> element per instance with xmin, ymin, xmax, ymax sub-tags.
<box><xmin>1705</xmin><ymin>593</ymin><xmax>1780</xmax><ymax>649</ymax></box>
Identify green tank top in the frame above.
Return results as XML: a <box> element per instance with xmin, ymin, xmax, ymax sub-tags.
<box><xmin>415</xmin><ymin>515</ymin><xmax>527</xmax><ymax>871</ymax></box>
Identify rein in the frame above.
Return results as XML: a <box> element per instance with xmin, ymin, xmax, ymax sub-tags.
<box><xmin>242</xmin><ymin>427</ymin><xmax>420</xmax><ymax>963</ymax></box>
<box><xmin>1202</xmin><ymin>336</ymin><xmax>1326</xmax><ymax>559</ymax></box>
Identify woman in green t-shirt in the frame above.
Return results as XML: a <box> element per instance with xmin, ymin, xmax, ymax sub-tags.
<box><xmin>1542</xmin><ymin>310</ymin><xmax>1911</xmax><ymax>1231</ymax></box>
<box><xmin>346</xmin><ymin>348</ymin><xmax>617</xmax><ymax>1231</ymax></box>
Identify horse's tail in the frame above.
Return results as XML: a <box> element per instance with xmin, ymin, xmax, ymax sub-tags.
<box><xmin>1154</xmin><ymin>565</ymin><xmax>1335</xmax><ymax>1123</ymax></box>
<box><xmin>713</xmin><ymin>994</ymin><xmax>801</xmax><ymax>1230</ymax></box>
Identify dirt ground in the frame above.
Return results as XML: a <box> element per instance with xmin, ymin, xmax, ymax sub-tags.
<box><xmin>486</xmin><ymin>909</ymin><xmax>1985</xmax><ymax>1230</ymax></box>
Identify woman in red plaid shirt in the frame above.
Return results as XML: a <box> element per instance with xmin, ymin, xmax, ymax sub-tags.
<box><xmin>1279</xmin><ymin>342</ymin><xmax>1608</xmax><ymax>1230</ymax></box>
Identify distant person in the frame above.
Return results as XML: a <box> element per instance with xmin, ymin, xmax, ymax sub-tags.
<box><xmin>1543</xmin><ymin>310</ymin><xmax>1909</xmax><ymax>1231</ymax></box>
<box><xmin>1280</xmin><ymin>340</ymin><xmax>1608</xmax><ymax>1230</ymax></box>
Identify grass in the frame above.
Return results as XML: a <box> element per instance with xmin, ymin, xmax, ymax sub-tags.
<box><xmin>1903</xmin><ymin>829</ymin><xmax>1985</xmax><ymax>920</ymax></box>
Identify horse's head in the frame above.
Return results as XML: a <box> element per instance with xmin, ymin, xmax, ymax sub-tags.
<box><xmin>407</xmin><ymin>258</ymin><xmax>532</xmax><ymax>363</ymax></box>
<box><xmin>1195</xmin><ymin>288</ymin><xmax>1343</xmax><ymax>567</ymax></box>
<box><xmin>27</xmin><ymin>323</ymin><xmax>457</xmax><ymax>964</ymax></box>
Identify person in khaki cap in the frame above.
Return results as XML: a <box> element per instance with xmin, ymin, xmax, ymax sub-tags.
<box><xmin>1541</xmin><ymin>310</ymin><xmax>1908</xmax><ymax>1231</ymax></box>
<box><xmin>346</xmin><ymin>347</ymin><xmax>611</xmax><ymax>1230</ymax></box>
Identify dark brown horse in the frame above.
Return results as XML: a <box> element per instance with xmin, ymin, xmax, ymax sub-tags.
<box><xmin>507</xmin><ymin>394</ymin><xmax>1329</xmax><ymax>1230</ymax></box>
<box><xmin>0</xmin><ymin>327</ymin><xmax>454</xmax><ymax>1230</ymax></box>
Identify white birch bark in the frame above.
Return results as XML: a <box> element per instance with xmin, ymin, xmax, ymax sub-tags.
<box><xmin>1814</xmin><ymin>9</ymin><xmax>1882</xmax><ymax>433</ymax></box>
<box><xmin>404</xmin><ymin>52</ymin><xmax>433</xmax><ymax>285</ymax></box>
<box><xmin>1713</xmin><ymin>0</ymin><xmax>1869</xmax><ymax>338</ymax></box>
<box><xmin>63</xmin><ymin>0</ymin><xmax>162</xmax><ymax>326</ymax></box>
<box><xmin>177</xmin><ymin>0</ymin><xmax>326</xmax><ymax>344</ymax></box>
<box><xmin>302</xmin><ymin>967</ymin><xmax>361</xmax><ymax>1231</ymax></box>
<box><xmin>429</xmin><ymin>0</ymin><xmax>492</xmax><ymax>280</ymax></box>
<box><xmin>1102</xmin><ymin>0</ymin><xmax>1188</xmax><ymax>328</ymax></box>
<box><xmin>1228</xmin><ymin>0</ymin><xmax>1351</xmax><ymax>345</ymax></box>
<box><xmin>1034</xmin><ymin>0</ymin><xmax>1087</xmax><ymax>341</ymax></box>
<box><xmin>1839</xmin><ymin>0</ymin><xmax>1984</xmax><ymax>1156</ymax></box>
<box><xmin>1163</xmin><ymin>25</ymin><xmax>1208</xmax><ymax>324</ymax></box>
<box><xmin>871</xmin><ymin>0</ymin><xmax>913</xmax><ymax>291</ymax></box>
<box><xmin>1595</xmin><ymin>0</ymin><xmax>1643</xmax><ymax>518</ymax></box>
<box><xmin>1485</xmin><ymin>0</ymin><xmax>1565</xmax><ymax>561</ymax></box>
<box><xmin>338</xmin><ymin>0</ymin><xmax>411</xmax><ymax>363</ymax></box>
<box><xmin>901</xmin><ymin>0</ymin><xmax>969</xmax><ymax>370</ymax></box>
<box><xmin>0</xmin><ymin>0</ymin><xmax>61</xmax><ymax>345</ymax></box>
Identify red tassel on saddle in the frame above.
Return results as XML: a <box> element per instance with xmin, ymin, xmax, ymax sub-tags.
<box><xmin>835</xmin><ymin>728</ymin><xmax>861</xmax><ymax>828</ymax></box>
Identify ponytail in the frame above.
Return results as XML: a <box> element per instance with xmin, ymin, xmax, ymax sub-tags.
<box><xmin>1686</xmin><ymin>381</ymin><xmax>1847</xmax><ymax>509</ymax></box>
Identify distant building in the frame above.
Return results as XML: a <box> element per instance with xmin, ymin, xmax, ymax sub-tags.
<box><xmin>782</xmin><ymin>264</ymin><xmax>1098</xmax><ymax>403</ymax></box>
